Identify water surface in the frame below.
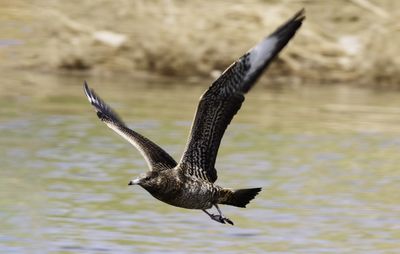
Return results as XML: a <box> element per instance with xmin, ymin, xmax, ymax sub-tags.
<box><xmin>1</xmin><ymin>71</ymin><xmax>400</xmax><ymax>253</ymax></box>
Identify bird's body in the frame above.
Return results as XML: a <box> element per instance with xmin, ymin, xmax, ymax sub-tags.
<box><xmin>139</xmin><ymin>168</ymin><xmax>220</xmax><ymax>210</ymax></box>
<box><xmin>128</xmin><ymin>161</ymin><xmax>260</xmax><ymax>212</ymax></box>
<box><xmin>84</xmin><ymin>9</ymin><xmax>305</xmax><ymax>225</ymax></box>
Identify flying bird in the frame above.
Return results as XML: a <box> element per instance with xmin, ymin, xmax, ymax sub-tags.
<box><xmin>84</xmin><ymin>9</ymin><xmax>304</xmax><ymax>225</ymax></box>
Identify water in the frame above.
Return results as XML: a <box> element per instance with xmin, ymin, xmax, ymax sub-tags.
<box><xmin>1</xmin><ymin>71</ymin><xmax>400</xmax><ymax>253</ymax></box>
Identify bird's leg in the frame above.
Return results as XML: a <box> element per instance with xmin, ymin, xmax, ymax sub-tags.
<box><xmin>202</xmin><ymin>206</ymin><xmax>234</xmax><ymax>225</ymax></box>
<box><xmin>202</xmin><ymin>209</ymin><xmax>225</xmax><ymax>224</ymax></box>
<box><xmin>215</xmin><ymin>204</ymin><xmax>234</xmax><ymax>225</ymax></box>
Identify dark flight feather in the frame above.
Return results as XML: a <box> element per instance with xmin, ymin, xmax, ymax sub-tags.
<box><xmin>84</xmin><ymin>82</ymin><xmax>177</xmax><ymax>171</ymax></box>
<box><xmin>178</xmin><ymin>9</ymin><xmax>305</xmax><ymax>182</ymax></box>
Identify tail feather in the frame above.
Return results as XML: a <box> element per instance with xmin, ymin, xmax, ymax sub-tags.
<box><xmin>220</xmin><ymin>188</ymin><xmax>262</xmax><ymax>208</ymax></box>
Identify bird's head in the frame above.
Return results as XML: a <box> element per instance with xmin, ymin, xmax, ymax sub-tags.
<box><xmin>128</xmin><ymin>171</ymin><xmax>159</xmax><ymax>189</ymax></box>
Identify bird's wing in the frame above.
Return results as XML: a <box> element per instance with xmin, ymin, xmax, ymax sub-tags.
<box><xmin>84</xmin><ymin>82</ymin><xmax>177</xmax><ymax>171</ymax></box>
<box><xmin>178</xmin><ymin>9</ymin><xmax>305</xmax><ymax>182</ymax></box>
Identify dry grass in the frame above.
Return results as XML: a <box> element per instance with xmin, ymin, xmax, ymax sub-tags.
<box><xmin>4</xmin><ymin>0</ymin><xmax>400</xmax><ymax>87</ymax></box>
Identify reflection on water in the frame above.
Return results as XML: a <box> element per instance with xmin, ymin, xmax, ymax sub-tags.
<box><xmin>1</xmin><ymin>71</ymin><xmax>400</xmax><ymax>253</ymax></box>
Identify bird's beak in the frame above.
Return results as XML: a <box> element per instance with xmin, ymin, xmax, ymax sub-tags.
<box><xmin>128</xmin><ymin>178</ymin><xmax>141</xmax><ymax>185</ymax></box>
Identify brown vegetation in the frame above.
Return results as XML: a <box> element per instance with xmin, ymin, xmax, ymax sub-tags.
<box><xmin>2</xmin><ymin>0</ymin><xmax>399</xmax><ymax>87</ymax></box>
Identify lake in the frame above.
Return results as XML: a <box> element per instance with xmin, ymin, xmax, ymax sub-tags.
<box><xmin>1</xmin><ymin>71</ymin><xmax>399</xmax><ymax>253</ymax></box>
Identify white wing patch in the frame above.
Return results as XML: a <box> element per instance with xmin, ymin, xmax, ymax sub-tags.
<box><xmin>104</xmin><ymin>122</ymin><xmax>153</xmax><ymax>169</ymax></box>
<box><xmin>247</xmin><ymin>36</ymin><xmax>278</xmax><ymax>76</ymax></box>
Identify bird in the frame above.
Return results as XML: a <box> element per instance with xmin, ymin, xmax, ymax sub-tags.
<box><xmin>84</xmin><ymin>9</ymin><xmax>304</xmax><ymax>225</ymax></box>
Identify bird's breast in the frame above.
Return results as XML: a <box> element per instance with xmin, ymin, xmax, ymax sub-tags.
<box><xmin>148</xmin><ymin>176</ymin><xmax>219</xmax><ymax>210</ymax></box>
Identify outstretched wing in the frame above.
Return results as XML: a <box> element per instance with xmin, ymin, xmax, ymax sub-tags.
<box><xmin>83</xmin><ymin>82</ymin><xmax>177</xmax><ymax>171</ymax></box>
<box><xmin>178</xmin><ymin>9</ymin><xmax>305</xmax><ymax>182</ymax></box>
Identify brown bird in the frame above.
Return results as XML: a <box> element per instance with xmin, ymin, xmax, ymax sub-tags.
<box><xmin>84</xmin><ymin>9</ymin><xmax>304</xmax><ymax>225</ymax></box>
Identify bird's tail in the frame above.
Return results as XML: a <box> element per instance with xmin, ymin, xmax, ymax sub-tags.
<box><xmin>219</xmin><ymin>187</ymin><xmax>262</xmax><ymax>208</ymax></box>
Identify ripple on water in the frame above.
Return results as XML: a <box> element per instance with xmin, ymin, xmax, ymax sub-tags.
<box><xmin>2</xmin><ymin>78</ymin><xmax>400</xmax><ymax>253</ymax></box>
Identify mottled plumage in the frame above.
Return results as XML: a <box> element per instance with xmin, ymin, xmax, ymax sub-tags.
<box><xmin>84</xmin><ymin>9</ymin><xmax>305</xmax><ymax>225</ymax></box>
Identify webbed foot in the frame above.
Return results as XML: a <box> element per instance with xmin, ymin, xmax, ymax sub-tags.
<box><xmin>203</xmin><ymin>210</ymin><xmax>234</xmax><ymax>225</ymax></box>
<box><xmin>224</xmin><ymin>217</ymin><xmax>234</xmax><ymax>225</ymax></box>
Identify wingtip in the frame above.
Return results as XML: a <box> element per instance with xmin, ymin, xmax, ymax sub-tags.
<box><xmin>293</xmin><ymin>8</ymin><xmax>306</xmax><ymax>22</ymax></box>
<box><xmin>83</xmin><ymin>80</ymin><xmax>89</xmax><ymax>94</ymax></box>
<box><xmin>83</xmin><ymin>80</ymin><xmax>94</xmax><ymax>104</ymax></box>
<box><xmin>280</xmin><ymin>9</ymin><xmax>305</xmax><ymax>29</ymax></box>
<box><xmin>269</xmin><ymin>8</ymin><xmax>305</xmax><ymax>40</ymax></box>
<box><xmin>298</xmin><ymin>8</ymin><xmax>306</xmax><ymax>16</ymax></box>
<box><xmin>83</xmin><ymin>80</ymin><xmax>97</xmax><ymax>105</ymax></box>
<box><xmin>84</xmin><ymin>80</ymin><xmax>89</xmax><ymax>89</ymax></box>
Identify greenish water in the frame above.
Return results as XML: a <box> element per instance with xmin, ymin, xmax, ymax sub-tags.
<box><xmin>1</xmin><ymin>72</ymin><xmax>400</xmax><ymax>253</ymax></box>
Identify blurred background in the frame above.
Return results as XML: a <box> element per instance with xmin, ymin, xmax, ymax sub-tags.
<box><xmin>2</xmin><ymin>0</ymin><xmax>400</xmax><ymax>87</ymax></box>
<box><xmin>1</xmin><ymin>0</ymin><xmax>400</xmax><ymax>253</ymax></box>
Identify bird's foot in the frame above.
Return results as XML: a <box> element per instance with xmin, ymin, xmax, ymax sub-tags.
<box><xmin>203</xmin><ymin>207</ymin><xmax>234</xmax><ymax>225</ymax></box>
<box><xmin>209</xmin><ymin>213</ymin><xmax>234</xmax><ymax>225</ymax></box>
